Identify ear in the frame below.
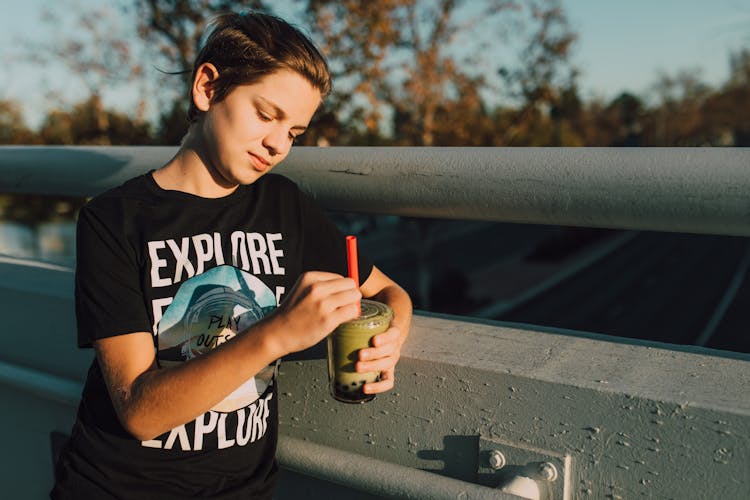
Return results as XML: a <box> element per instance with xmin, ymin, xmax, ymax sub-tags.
<box><xmin>192</xmin><ymin>63</ymin><xmax>219</xmax><ymax>113</ymax></box>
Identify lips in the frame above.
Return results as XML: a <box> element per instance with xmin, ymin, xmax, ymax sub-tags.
<box><xmin>248</xmin><ymin>152</ymin><xmax>270</xmax><ymax>172</ymax></box>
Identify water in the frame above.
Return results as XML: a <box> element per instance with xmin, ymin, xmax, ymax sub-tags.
<box><xmin>0</xmin><ymin>221</ymin><xmax>76</xmax><ymax>266</ymax></box>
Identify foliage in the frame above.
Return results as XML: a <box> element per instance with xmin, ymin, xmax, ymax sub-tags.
<box><xmin>0</xmin><ymin>194</ymin><xmax>86</xmax><ymax>227</ymax></box>
<box><xmin>1</xmin><ymin>0</ymin><xmax>748</xmax><ymax>150</ymax></box>
<box><xmin>304</xmin><ymin>0</ymin><xmax>561</xmax><ymax>146</ymax></box>
<box><xmin>132</xmin><ymin>0</ymin><xmax>267</xmax><ymax>79</ymax></box>
<box><xmin>36</xmin><ymin>95</ymin><xmax>153</xmax><ymax>146</ymax></box>
<box><xmin>0</xmin><ymin>101</ymin><xmax>40</xmax><ymax>145</ymax></box>
<box><xmin>129</xmin><ymin>0</ymin><xmax>269</xmax><ymax>142</ymax></box>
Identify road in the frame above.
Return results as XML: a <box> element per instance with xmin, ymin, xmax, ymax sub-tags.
<box><xmin>356</xmin><ymin>218</ymin><xmax>750</xmax><ymax>355</ymax></box>
<box><xmin>496</xmin><ymin>231</ymin><xmax>750</xmax><ymax>354</ymax></box>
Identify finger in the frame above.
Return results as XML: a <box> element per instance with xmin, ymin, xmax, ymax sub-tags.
<box><xmin>322</xmin><ymin>288</ymin><xmax>363</xmax><ymax>318</ymax></box>
<box><xmin>358</xmin><ymin>341</ymin><xmax>398</xmax><ymax>363</ymax></box>
<box><xmin>300</xmin><ymin>270</ymin><xmax>347</xmax><ymax>282</ymax></box>
<box><xmin>356</xmin><ymin>353</ymin><xmax>398</xmax><ymax>374</ymax></box>
<box><xmin>284</xmin><ymin>273</ymin><xmax>354</xmax><ymax>307</ymax></box>
<box><xmin>328</xmin><ymin>300</ymin><xmax>362</xmax><ymax>326</ymax></box>
<box><xmin>292</xmin><ymin>274</ymin><xmax>356</xmax><ymax>303</ymax></box>
<box><xmin>304</xmin><ymin>280</ymin><xmax>361</xmax><ymax>318</ymax></box>
<box><xmin>359</xmin><ymin>326</ymin><xmax>401</xmax><ymax>361</ymax></box>
<box><xmin>370</xmin><ymin>326</ymin><xmax>401</xmax><ymax>347</ymax></box>
<box><xmin>363</xmin><ymin>370</ymin><xmax>394</xmax><ymax>394</ymax></box>
<box><xmin>308</xmin><ymin>277</ymin><xmax>361</xmax><ymax>298</ymax></box>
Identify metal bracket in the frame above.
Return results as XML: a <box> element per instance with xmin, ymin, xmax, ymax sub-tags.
<box><xmin>477</xmin><ymin>435</ymin><xmax>573</xmax><ymax>500</ymax></box>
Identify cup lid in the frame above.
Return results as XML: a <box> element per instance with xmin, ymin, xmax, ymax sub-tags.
<box><xmin>348</xmin><ymin>299</ymin><xmax>393</xmax><ymax>326</ymax></box>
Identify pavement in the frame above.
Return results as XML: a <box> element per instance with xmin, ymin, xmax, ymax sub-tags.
<box><xmin>353</xmin><ymin>217</ymin><xmax>750</xmax><ymax>355</ymax></box>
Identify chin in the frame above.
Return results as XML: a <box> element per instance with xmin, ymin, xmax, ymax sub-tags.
<box><xmin>215</xmin><ymin>163</ymin><xmax>258</xmax><ymax>186</ymax></box>
<box><xmin>235</xmin><ymin>169</ymin><xmax>268</xmax><ymax>186</ymax></box>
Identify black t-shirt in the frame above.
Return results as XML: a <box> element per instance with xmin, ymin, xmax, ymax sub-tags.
<box><xmin>52</xmin><ymin>172</ymin><xmax>372</xmax><ymax>499</ymax></box>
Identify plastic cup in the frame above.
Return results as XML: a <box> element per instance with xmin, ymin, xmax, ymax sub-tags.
<box><xmin>327</xmin><ymin>299</ymin><xmax>393</xmax><ymax>403</ymax></box>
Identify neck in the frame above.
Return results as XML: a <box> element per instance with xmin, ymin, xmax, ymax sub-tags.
<box><xmin>153</xmin><ymin>127</ymin><xmax>239</xmax><ymax>198</ymax></box>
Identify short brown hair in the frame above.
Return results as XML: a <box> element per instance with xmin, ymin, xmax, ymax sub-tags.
<box><xmin>187</xmin><ymin>11</ymin><xmax>331</xmax><ymax>123</ymax></box>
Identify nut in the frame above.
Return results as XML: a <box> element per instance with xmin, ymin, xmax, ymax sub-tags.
<box><xmin>538</xmin><ymin>462</ymin><xmax>558</xmax><ymax>482</ymax></box>
<box><xmin>488</xmin><ymin>450</ymin><xmax>506</xmax><ymax>470</ymax></box>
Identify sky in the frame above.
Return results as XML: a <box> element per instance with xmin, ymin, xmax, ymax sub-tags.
<box><xmin>565</xmin><ymin>0</ymin><xmax>749</xmax><ymax>101</ymax></box>
<box><xmin>1</xmin><ymin>0</ymin><xmax>748</xmax><ymax>129</ymax></box>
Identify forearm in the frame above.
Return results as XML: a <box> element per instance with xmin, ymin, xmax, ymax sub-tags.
<box><xmin>108</xmin><ymin>271</ymin><xmax>361</xmax><ymax>441</ymax></box>
<box><xmin>114</xmin><ymin>317</ymin><xmax>284</xmax><ymax>441</ymax></box>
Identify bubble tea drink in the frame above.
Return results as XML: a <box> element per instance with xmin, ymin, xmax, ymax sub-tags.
<box><xmin>327</xmin><ymin>299</ymin><xmax>393</xmax><ymax>403</ymax></box>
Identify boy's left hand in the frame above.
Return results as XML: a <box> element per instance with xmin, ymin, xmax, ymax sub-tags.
<box><xmin>356</xmin><ymin>325</ymin><xmax>403</xmax><ymax>395</ymax></box>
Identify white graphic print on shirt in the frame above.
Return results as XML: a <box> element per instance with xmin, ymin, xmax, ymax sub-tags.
<box><xmin>141</xmin><ymin>232</ymin><xmax>285</xmax><ymax>451</ymax></box>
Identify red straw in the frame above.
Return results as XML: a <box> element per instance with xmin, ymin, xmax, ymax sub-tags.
<box><xmin>346</xmin><ymin>235</ymin><xmax>361</xmax><ymax>316</ymax></box>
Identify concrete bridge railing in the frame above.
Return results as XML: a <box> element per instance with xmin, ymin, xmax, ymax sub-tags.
<box><xmin>1</xmin><ymin>146</ymin><xmax>749</xmax><ymax>499</ymax></box>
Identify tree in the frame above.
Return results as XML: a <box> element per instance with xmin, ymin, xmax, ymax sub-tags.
<box><xmin>639</xmin><ymin>70</ymin><xmax>712</xmax><ymax>146</ymax></box>
<box><xmin>0</xmin><ymin>100</ymin><xmax>39</xmax><ymax>145</ymax></box>
<box><xmin>497</xmin><ymin>0</ymin><xmax>577</xmax><ymax>145</ymax></box>
<box><xmin>132</xmin><ymin>0</ymin><xmax>267</xmax><ymax>87</ymax></box>
<box><xmin>603</xmin><ymin>92</ymin><xmax>644</xmax><ymax>146</ymax></box>
<box><xmin>390</xmin><ymin>0</ymin><xmax>512</xmax><ymax>146</ymax></box>
<box><xmin>24</xmin><ymin>0</ymin><xmax>579</xmax><ymax>147</ymax></box>
<box><xmin>130</xmin><ymin>0</ymin><xmax>269</xmax><ymax>142</ymax></box>
<box><xmin>700</xmin><ymin>49</ymin><xmax>750</xmax><ymax>146</ymax></box>
<box><xmin>22</xmin><ymin>1</ymin><xmax>149</xmax><ymax>132</ymax></box>
<box><xmin>38</xmin><ymin>95</ymin><xmax>152</xmax><ymax>145</ymax></box>
<box><xmin>305</xmin><ymin>0</ymin><xmax>535</xmax><ymax>146</ymax></box>
<box><xmin>727</xmin><ymin>48</ymin><xmax>750</xmax><ymax>87</ymax></box>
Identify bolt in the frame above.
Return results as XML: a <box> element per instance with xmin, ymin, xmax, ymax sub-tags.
<box><xmin>538</xmin><ymin>462</ymin><xmax>558</xmax><ymax>482</ymax></box>
<box><xmin>488</xmin><ymin>450</ymin><xmax>506</xmax><ymax>470</ymax></box>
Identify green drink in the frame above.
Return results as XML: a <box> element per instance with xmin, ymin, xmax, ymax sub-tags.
<box><xmin>327</xmin><ymin>299</ymin><xmax>393</xmax><ymax>403</ymax></box>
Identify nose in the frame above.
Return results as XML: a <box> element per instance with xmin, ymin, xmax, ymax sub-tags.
<box><xmin>262</xmin><ymin>125</ymin><xmax>290</xmax><ymax>158</ymax></box>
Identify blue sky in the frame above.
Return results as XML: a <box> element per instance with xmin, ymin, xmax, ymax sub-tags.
<box><xmin>1</xmin><ymin>0</ymin><xmax>748</xmax><ymax>128</ymax></box>
<box><xmin>565</xmin><ymin>0</ymin><xmax>749</xmax><ymax>100</ymax></box>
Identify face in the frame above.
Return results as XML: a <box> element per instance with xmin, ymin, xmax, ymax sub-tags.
<box><xmin>196</xmin><ymin>67</ymin><xmax>322</xmax><ymax>187</ymax></box>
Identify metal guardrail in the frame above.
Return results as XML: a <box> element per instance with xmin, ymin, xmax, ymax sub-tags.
<box><xmin>2</xmin><ymin>146</ymin><xmax>750</xmax><ymax>236</ymax></box>
<box><xmin>276</xmin><ymin>437</ymin><xmax>513</xmax><ymax>499</ymax></box>
<box><xmin>0</xmin><ymin>360</ymin><xmax>82</xmax><ymax>407</ymax></box>
<box><xmin>0</xmin><ymin>359</ymin><xmax>513</xmax><ymax>499</ymax></box>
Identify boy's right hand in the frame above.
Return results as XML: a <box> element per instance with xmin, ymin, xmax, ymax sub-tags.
<box><xmin>267</xmin><ymin>271</ymin><xmax>361</xmax><ymax>355</ymax></box>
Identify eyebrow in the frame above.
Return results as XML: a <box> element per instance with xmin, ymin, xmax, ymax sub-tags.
<box><xmin>257</xmin><ymin>97</ymin><xmax>308</xmax><ymax>132</ymax></box>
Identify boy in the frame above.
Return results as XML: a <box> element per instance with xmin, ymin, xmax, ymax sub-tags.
<box><xmin>52</xmin><ymin>11</ymin><xmax>411</xmax><ymax>499</ymax></box>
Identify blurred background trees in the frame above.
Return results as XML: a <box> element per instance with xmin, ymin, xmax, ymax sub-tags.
<box><xmin>2</xmin><ymin>0</ymin><xmax>747</xmax><ymax>148</ymax></box>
